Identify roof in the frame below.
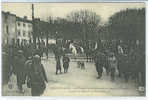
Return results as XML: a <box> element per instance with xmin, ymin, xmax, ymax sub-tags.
<box><xmin>16</xmin><ymin>17</ymin><xmax>32</xmax><ymax>23</ymax></box>
<box><xmin>2</xmin><ymin>11</ymin><xmax>32</xmax><ymax>23</ymax></box>
<box><xmin>2</xmin><ymin>11</ymin><xmax>16</xmax><ymax>17</ymax></box>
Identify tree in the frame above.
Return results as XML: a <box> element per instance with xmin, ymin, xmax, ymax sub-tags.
<box><xmin>34</xmin><ymin>18</ymin><xmax>51</xmax><ymax>46</ymax></box>
<box><xmin>34</xmin><ymin>18</ymin><xmax>41</xmax><ymax>43</ymax></box>
<box><xmin>108</xmin><ymin>8</ymin><xmax>145</xmax><ymax>41</ymax></box>
<box><xmin>66</xmin><ymin>9</ymin><xmax>101</xmax><ymax>41</ymax></box>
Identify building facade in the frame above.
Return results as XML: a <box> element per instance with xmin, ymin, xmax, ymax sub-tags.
<box><xmin>16</xmin><ymin>16</ymin><xmax>33</xmax><ymax>44</ymax></box>
<box><xmin>2</xmin><ymin>11</ymin><xmax>33</xmax><ymax>45</ymax></box>
<box><xmin>2</xmin><ymin>11</ymin><xmax>16</xmax><ymax>45</ymax></box>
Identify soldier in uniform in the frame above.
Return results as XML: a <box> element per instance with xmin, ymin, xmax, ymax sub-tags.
<box><xmin>104</xmin><ymin>50</ymin><xmax>110</xmax><ymax>75</ymax></box>
<box><xmin>27</xmin><ymin>55</ymin><xmax>48</xmax><ymax>96</ymax></box>
<box><xmin>13</xmin><ymin>50</ymin><xmax>26</xmax><ymax>93</ymax></box>
<box><xmin>55</xmin><ymin>55</ymin><xmax>62</xmax><ymax>74</ymax></box>
<box><xmin>2</xmin><ymin>51</ymin><xmax>11</xmax><ymax>85</ymax></box>
<box><xmin>94</xmin><ymin>51</ymin><xmax>104</xmax><ymax>79</ymax></box>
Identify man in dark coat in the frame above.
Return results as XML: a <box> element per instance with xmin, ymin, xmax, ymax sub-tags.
<box><xmin>27</xmin><ymin>55</ymin><xmax>48</xmax><ymax>96</ymax></box>
<box><xmin>14</xmin><ymin>50</ymin><xmax>26</xmax><ymax>93</ymax></box>
<box><xmin>108</xmin><ymin>52</ymin><xmax>118</xmax><ymax>81</ymax></box>
<box><xmin>117</xmin><ymin>53</ymin><xmax>129</xmax><ymax>82</ymax></box>
<box><xmin>55</xmin><ymin>55</ymin><xmax>62</xmax><ymax>74</ymax></box>
<box><xmin>2</xmin><ymin>52</ymin><xmax>11</xmax><ymax>85</ymax></box>
<box><xmin>94</xmin><ymin>51</ymin><xmax>104</xmax><ymax>79</ymax></box>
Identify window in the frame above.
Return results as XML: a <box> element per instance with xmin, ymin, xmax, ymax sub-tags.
<box><xmin>28</xmin><ymin>24</ymin><xmax>32</xmax><ymax>28</ymax></box>
<box><xmin>23</xmin><ymin>23</ymin><xmax>26</xmax><ymax>27</ymax></box>
<box><xmin>28</xmin><ymin>32</ymin><xmax>31</xmax><ymax>37</ymax></box>
<box><xmin>18</xmin><ymin>30</ymin><xmax>21</xmax><ymax>36</ymax></box>
<box><xmin>28</xmin><ymin>32</ymin><xmax>32</xmax><ymax>37</ymax></box>
<box><xmin>6</xmin><ymin>26</ymin><xmax>9</xmax><ymax>34</ymax></box>
<box><xmin>17</xmin><ymin>39</ymin><xmax>20</xmax><ymax>45</ymax></box>
<box><xmin>18</xmin><ymin>22</ymin><xmax>20</xmax><ymax>26</ymax></box>
<box><xmin>23</xmin><ymin>31</ymin><xmax>26</xmax><ymax>36</ymax></box>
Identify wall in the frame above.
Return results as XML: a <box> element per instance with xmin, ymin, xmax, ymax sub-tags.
<box><xmin>2</xmin><ymin>12</ymin><xmax>16</xmax><ymax>45</ymax></box>
<box><xmin>16</xmin><ymin>20</ymin><xmax>32</xmax><ymax>43</ymax></box>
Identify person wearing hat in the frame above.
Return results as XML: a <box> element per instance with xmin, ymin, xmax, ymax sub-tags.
<box><xmin>27</xmin><ymin>55</ymin><xmax>48</xmax><ymax>96</ymax></box>
<box><xmin>13</xmin><ymin>50</ymin><xmax>26</xmax><ymax>93</ymax></box>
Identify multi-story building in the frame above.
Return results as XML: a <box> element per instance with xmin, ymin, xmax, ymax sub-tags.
<box><xmin>2</xmin><ymin>11</ymin><xmax>16</xmax><ymax>45</ymax></box>
<box><xmin>2</xmin><ymin>11</ymin><xmax>33</xmax><ymax>45</ymax></box>
<box><xmin>16</xmin><ymin>16</ymin><xmax>33</xmax><ymax>44</ymax></box>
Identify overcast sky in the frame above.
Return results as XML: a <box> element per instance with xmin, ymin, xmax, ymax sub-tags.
<box><xmin>2</xmin><ymin>3</ymin><xmax>145</xmax><ymax>22</ymax></box>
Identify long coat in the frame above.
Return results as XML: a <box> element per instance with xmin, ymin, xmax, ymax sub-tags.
<box><xmin>27</xmin><ymin>63</ymin><xmax>48</xmax><ymax>96</ymax></box>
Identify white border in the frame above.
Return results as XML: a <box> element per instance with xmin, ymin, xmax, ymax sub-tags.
<box><xmin>0</xmin><ymin>1</ymin><xmax>147</xmax><ymax>100</ymax></box>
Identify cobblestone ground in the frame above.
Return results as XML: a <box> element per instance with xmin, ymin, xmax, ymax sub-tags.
<box><xmin>2</xmin><ymin>57</ymin><xmax>141</xmax><ymax>96</ymax></box>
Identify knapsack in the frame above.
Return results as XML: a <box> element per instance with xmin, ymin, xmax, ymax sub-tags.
<box><xmin>30</xmin><ymin>63</ymin><xmax>45</xmax><ymax>84</ymax></box>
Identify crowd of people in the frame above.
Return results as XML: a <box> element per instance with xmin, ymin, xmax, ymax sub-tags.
<box><xmin>2</xmin><ymin>39</ymin><xmax>145</xmax><ymax>95</ymax></box>
<box><xmin>2</xmin><ymin>39</ymin><xmax>71</xmax><ymax>96</ymax></box>
<box><xmin>88</xmin><ymin>40</ymin><xmax>145</xmax><ymax>92</ymax></box>
<box><xmin>2</xmin><ymin>40</ymin><xmax>48</xmax><ymax>96</ymax></box>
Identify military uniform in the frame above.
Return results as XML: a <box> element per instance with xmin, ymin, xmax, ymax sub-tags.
<box><xmin>27</xmin><ymin>55</ymin><xmax>48</xmax><ymax>96</ymax></box>
<box><xmin>2</xmin><ymin>52</ymin><xmax>11</xmax><ymax>85</ymax></box>
<box><xmin>94</xmin><ymin>52</ymin><xmax>104</xmax><ymax>79</ymax></box>
<box><xmin>56</xmin><ymin>56</ymin><xmax>62</xmax><ymax>74</ymax></box>
<box><xmin>14</xmin><ymin>50</ymin><xmax>26</xmax><ymax>92</ymax></box>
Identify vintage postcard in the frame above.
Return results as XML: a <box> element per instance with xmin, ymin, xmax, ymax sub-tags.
<box><xmin>1</xmin><ymin>2</ymin><xmax>146</xmax><ymax>96</ymax></box>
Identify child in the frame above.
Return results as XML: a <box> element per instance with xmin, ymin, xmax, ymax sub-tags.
<box><xmin>63</xmin><ymin>55</ymin><xmax>70</xmax><ymax>73</ymax></box>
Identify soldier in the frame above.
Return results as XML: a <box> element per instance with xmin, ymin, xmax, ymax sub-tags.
<box><xmin>27</xmin><ymin>55</ymin><xmax>48</xmax><ymax>96</ymax></box>
<box><xmin>94</xmin><ymin>51</ymin><xmax>104</xmax><ymax>79</ymax></box>
<box><xmin>62</xmin><ymin>54</ymin><xmax>70</xmax><ymax>73</ymax></box>
<box><xmin>13</xmin><ymin>50</ymin><xmax>26</xmax><ymax>93</ymax></box>
<box><xmin>108</xmin><ymin>52</ymin><xmax>118</xmax><ymax>81</ymax></box>
<box><xmin>2</xmin><ymin>51</ymin><xmax>11</xmax><ymax>85</ymax></box>
<box><xmin>104</xmin><ymin>50</ymin><xmax>110</xmax><ymax>75</ymax></box>
<box><xmin>45</xmin><ymin>46</ymin><xmax>49</xmax><ymax>59</ymax></box>
<box><xmin>55</xmin><ymin>55</ymin><xmax>62</xmax><ymax>74</ymax></box>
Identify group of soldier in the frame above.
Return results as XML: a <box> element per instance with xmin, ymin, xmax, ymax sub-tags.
<box><xmin>2</xmin><ymin>39</ymin><xmax>145</xmax><ymax>95</ymax></box>
<box><xmin>92</xmin><ymin>40</ymin><xmax>145</xmax><ymax>91</ymax></box>
<box><xmin>2</xmin><ymin>40</ymin><xmax>48</xmax><ymax>96</ymax></box>
<box><xmin>51</xmin><ymin>39</ymin><xmax>145</xmax><ymax>91</ymax></box>
<box><xmin>2</xmin><ymin>39</ymin><xmax>72</xmax><ymax>96</ymax></box>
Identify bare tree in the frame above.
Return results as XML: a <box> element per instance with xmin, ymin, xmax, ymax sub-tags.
<box><xmin>67</xmin><ymin>9</ymin><xmax>101</xmax><ymax>41</ymax></box>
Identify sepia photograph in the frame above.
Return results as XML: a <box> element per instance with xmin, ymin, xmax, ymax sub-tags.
<box><xmin>1</xmin><ymin>2</ymin><xmax>146</xmax><ymax>96</ymax></box>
